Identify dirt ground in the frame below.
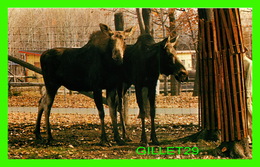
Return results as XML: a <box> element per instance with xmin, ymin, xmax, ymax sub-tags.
<box><xmin>8</xmin><ymin>89</ymin><xmax>198</xmax><ymax>108</ymax></box>
<box><xmin>8</xmin><ymin>89</ymin><xmax>229</xmax><ymax>159</ymax></box>
<box><xmin>8</xmin><ymin>112</ymin><xmax>225</xmax><ymax>159</ymax></box>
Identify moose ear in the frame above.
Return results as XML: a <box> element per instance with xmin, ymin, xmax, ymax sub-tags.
<box><xmin>124</xmin><ymin>25</ymin><xmax>137</xmax><ymax>37</ymax></box>
<box><xmin>170</xmin><ymin>35</ymin><xmax>179</xmax><ymax>46</ymax></box>
<box><xmin>161</xmin><ymin>36</ymin><xmax>171</xmax><ymax>48</ymax></box>
<box><xmin>99</xmin><ymin>23</ymin><xmax>113</xmax><ymax>36</ymax></box>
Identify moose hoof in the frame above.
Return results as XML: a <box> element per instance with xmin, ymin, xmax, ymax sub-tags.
<box><xmin>151</xmin><ymin>135</ymin><xmax>159</xmax><ymax>145</ymax></box>
<box><xmin>46</xmin><ymin>138</ymin><xmax>54</xmax><ymax>145</ymax></box>
<box><xmin>151</xmin><ymin>140</ymin><xmax>160</xmax><ymax>146</ymax></box>
<box><xmin>35</xmin><ymin>138</ymin><xmax>44</xmax><ymax>145</ymax></box>
<box><xmin>140</xmin><ymin>140</ymin><xmax>149</xmax><ymax>147</ymax></box>
<box><xmin>115</xmin><ymin>138</ymin><xmax>126</xmax><ymax>146</ymax></box>
<box><xmin>35</xmin><ymin>135</ymin><xmax>43</xmax><ymax>141</ymax></box>
<box><xmin>34</xmin><ymin>131</ymin><xmax>42</xmax><ymax>140</ymax></box>
<box><xmin>99</xmin><ymin>140</ymin><xmax>112</xmax><ymax>147</ymax></box>
<box><xmin>124</xmin><ymin>136</ymin><xmax>132</xmax><ymax>142</ymax></box>
<box><xmin>45</xmin><ymin>135</ymin><xmax>54</xmax><ymax>144</ymax></box>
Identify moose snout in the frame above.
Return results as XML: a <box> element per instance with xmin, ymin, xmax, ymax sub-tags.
<box><xmin>112</xmin><ymin>49</ymin><xmax>124</xmax><ymax>65</ymax></box>
<box><xmin>175</xmin><ymin>70</ymin><xmax>189</xmax><ymax>82</ymax></box>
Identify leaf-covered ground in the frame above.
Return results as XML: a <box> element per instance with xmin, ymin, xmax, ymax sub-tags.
<box><xmin>8</xmin><ymin>112</ymin><xmax>226</xmax><ymax>159</ymax></box>
<box><xmin>8</xmin><ymin>90</ymin><xmax>198</xmax><ymax>108</ymax></box>
<box><xmin>8</xmin><ymin>89</ymin><xmax>238</xmax><ymax>159</ymax></box>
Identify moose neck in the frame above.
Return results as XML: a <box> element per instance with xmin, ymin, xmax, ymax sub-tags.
<box><xmin>136</xmin><ymin>34</ymin><xmax>156</xmax><ymax>46</ymax></box>
<box><xmin>83</xmin><ymin>31</ymin><xmax>110</xmax><ymax>53</ymax></box>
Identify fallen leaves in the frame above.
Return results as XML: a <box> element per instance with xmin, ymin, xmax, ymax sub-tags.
<box><xmin>7</xmin><ymin>111</ymin><xmax>226</xmax><ymax>159</ymax></box>
<box><xmin>8</xmin><ymin>91</ymin><xmax>198</xmax><ymax>109</ymax></box>
<box><xmin>222</xmin><ymin>147</ymin><xmax>227</xmax><ymax>152</ymax></box>
<box><xmin>8</xmin><ymin>90</ymin><xmax>225</xmax><ymax>159</ymax></box>
<box><xmin>68</xmin><ymin>144</ymin><xmax>74</xmax><ymax>148</ymax></box>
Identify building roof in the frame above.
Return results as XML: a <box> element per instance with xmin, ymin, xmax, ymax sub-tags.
<box><xmin>19</xmin><ymin>50</ymin><xmax>44</xmax><ymax>56</ymax></box>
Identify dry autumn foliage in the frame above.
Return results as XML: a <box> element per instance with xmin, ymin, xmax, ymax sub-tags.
<box><xmin>8</xmin><ymin>89</ymin><xmax>232</xmax><ymax>159</ymax></box>
<box><xmin>8</xmin><ymin>90</ymin><xmax>198</xmax><ymax>109</ymax></box>
<box><xmin>8</xmin><ymin>112</ymin><xmax>226</xmax><ymax>159</ymax></box>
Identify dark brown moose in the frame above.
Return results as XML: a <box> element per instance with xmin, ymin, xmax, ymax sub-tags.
<box><xmin>34</xmin><ymin>23</ymin><xmax>135</xmax><ymax>146</ymax></box>
<box><xmin>121</xmin><ymin>34</ymin><xmax>188</xmax><ymax>146</ymax></box>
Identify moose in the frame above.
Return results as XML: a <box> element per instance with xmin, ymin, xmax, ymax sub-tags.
<box><xmin>34</xmin><ymin>23</ymin><xmax>135</xmax><ymax>146</ymax></box>
<box><xmin>120</xmin><ymin>33</ymin><xmax>188</xmax><ymax>146</ymax></box>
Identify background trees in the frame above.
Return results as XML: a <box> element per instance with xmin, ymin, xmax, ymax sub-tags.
<box><xmin>8</xmin><ymin>8</ymin><xmax>251</xmax><ymax>96</ymax></box>
<box><xmin>8</xmin><ymin>8</ymin><xmax>199</xmax><ymax>58</ymax></box>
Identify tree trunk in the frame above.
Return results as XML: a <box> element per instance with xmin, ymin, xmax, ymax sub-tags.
<box><xmin>168</xmin><ymin>8</ymin><xmax>177</xmax><ymax>37</ymax></box>
<box><xmin>163</xmin><ymin>76</ymin><xmax>168</xmax><ymax>96</ymax></box>
<box><xmin>170</xmin><ymin>76</ymin><xmax>180</xmax><ymax>96</ymax></box>
<box><xmin>168</xmin><ymin>8</ymin><xmax>180</xmax><ymax>96</ymax></box>
<box><xmin>185</xmin><ymin>8</ymin><xmax>251</xmax><ymax>159</ymax></box>
<box><xmin>142</xmin><ymin>8</ymin><xmax>151</xmax><ymax>34</ymax></box>
<box><xmin>193</xmin><ymin>60</ymin><xmax>199</xmax><ymax>96</ymax></box>
<box><xmin>123</xmin><ymin>95</ymin><xmax>129</xmax><ymax>125</ymax></box>
<box><xmin>157</xmin><ymin>9</ymin><xmax>168</xmax><ymax>96</ymax></box>
<box><xmin>114</xmin><ymin>12</ymin><xmax>124</xmax><ymax>31</ymax></box>
<box><xmin>136</xmin><ymin>8</ymin><xmax>145</xmax><ymax>34</ymax></box>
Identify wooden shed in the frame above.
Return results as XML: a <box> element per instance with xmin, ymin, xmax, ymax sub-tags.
<box><xmin>176</xmin><ymin>50</ymin><xmax>196</xmax><ymax>70</ymax></box>
<box><xmin>18</xmin><ymin>50</ymin><xmax>44</xmax><ymax>83</ymax></box>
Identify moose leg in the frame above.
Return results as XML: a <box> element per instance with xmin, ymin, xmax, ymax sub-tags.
<box><xmin>118</xmin><ymin>84</ymin><xmax>132</xmax><ymax>142</ymax></box>
<box><xmin>142</xmin><ymin>87</ymin><xmax>150</xmax><ymax>119</ymax></box>
<box><xmin>44</xmin><ymin>89</ymin><xmax>57</xmax><ymax>143</ymax></box>
<box><xmin>93</xmin><ymin>90</ymin><xmax>110</xmax><ymax>146</ymax></box>
<box><xmin>107</xmin><ymin>89</ymin><xmax>125</xmax><ymax>145</ymax></box>
<box><xmin>118</xmin><ymin>94</ymin><xmax>131</xmax><ymax>142</ymax></box>
<box><xmin>135</xmin><ymin>86</ymin><xmax>148</xmax><ymax>146</ymax></box>
<box><xmin>34</xmin><ymin>93</ymin><xmax>46</xmax><ymax>140</ymax></box>
<box><xmin>148</xmin><ymin>86</ymin><xmax>159</xmax><ymax>145</ymax></box>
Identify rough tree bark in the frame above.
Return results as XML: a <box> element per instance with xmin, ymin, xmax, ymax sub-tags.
<box><xmin>136</xmin><ymin>8</ymin><xmax>145</xmax><ymax>34</ymax></box>
<box><xmin>182</xmin><ymin>8</ymin><xmax>251</xmax><ymax>159</ymax></box>
<box><xmin>142</xmin><ymin>8</ymin><xmax>151</xmax><ymax>34</ymax></box>
<box><xmin>192</xmin><ymin>63</ymin><xmax>199</xmax><ymax>96</ymax></box>
<box><xmin>189</xmin><ymin>8</ymin><xmax>222</xmax><ymax>142</ymax></box>
<box><xmin>114</xmin><ymin>12</ymin><xmax>124</xmax><ymax>31</ymax></box>
<box><xmin>193</xmin><ymin>9</ymin><xmax>213</xmax><ymax>97</ymax></box>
